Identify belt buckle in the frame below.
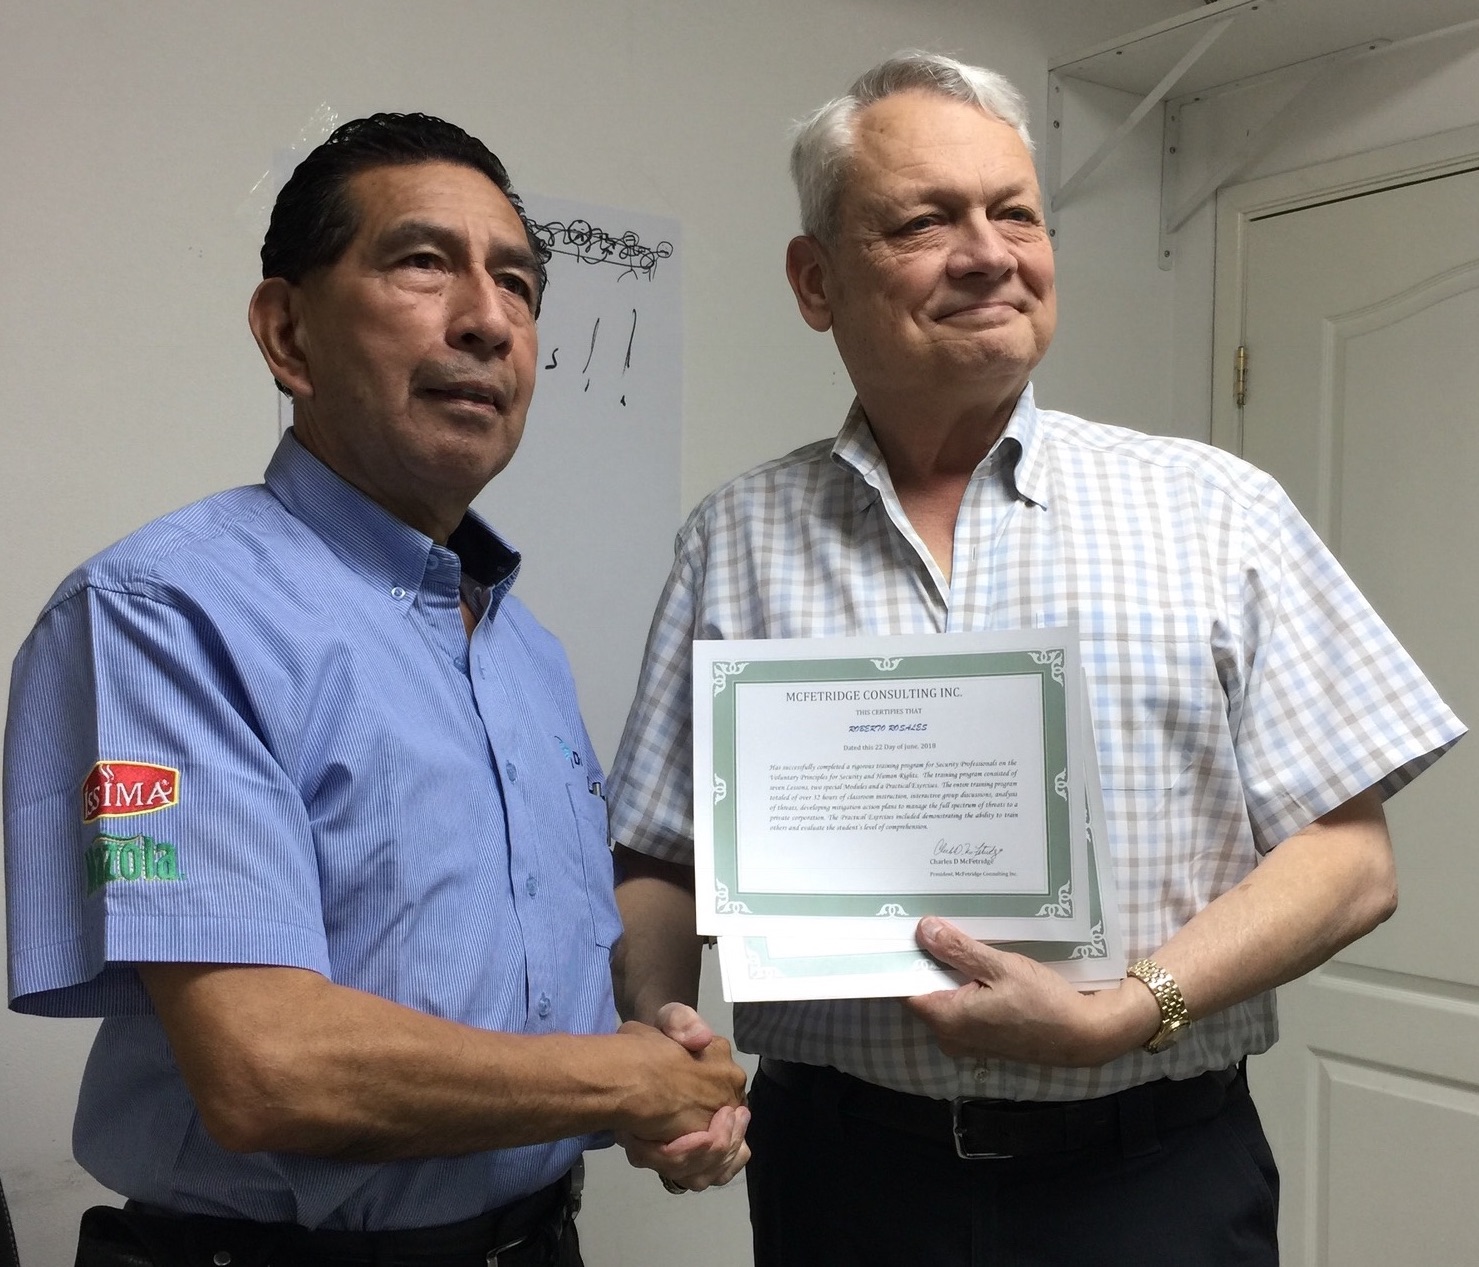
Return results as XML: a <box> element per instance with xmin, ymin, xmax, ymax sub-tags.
<box><xmin>951</xmin><ymin>1097</ymin><xmax>1013</xmax><ymax>1160</ymax></box>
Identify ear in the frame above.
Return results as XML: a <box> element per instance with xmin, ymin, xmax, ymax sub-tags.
<box><xmin>248</xmin><ymin>277</ymin><xmax>314</xmax><ymax>399</ymax></box>
<box><xmin>785</xmin><ymin>235</ymin><xmax>834</xmax><ymax>333</ymax></box>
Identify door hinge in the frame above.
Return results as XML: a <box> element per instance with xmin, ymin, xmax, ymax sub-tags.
<box><xmin>1234</xmin><ymin>344</ymin><xmax>1248</xmax><ymax>409</ymax></box>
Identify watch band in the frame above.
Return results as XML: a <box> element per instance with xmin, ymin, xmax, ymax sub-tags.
<box><xmin>1126</xmin><ymin>957</ymin><xmax>1191</xmax><ymax>1053</ymax></box>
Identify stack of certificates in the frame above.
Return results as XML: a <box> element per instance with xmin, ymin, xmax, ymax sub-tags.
<box><xmin>692</xmin><ymin>629</ymin><xmax>1125</xmax><ymax>1002</ymax></box>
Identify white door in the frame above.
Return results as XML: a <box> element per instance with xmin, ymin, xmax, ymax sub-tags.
<box><xmin>1214</xmin><ymin>143</ymin><xmax>1479</xmax><ymax>1265</ymax></box>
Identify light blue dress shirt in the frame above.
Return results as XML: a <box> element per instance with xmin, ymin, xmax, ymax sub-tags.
<box><xmin>5</xmin><ymin>430</ymin><xmax>620</xmax><ymax>1229</ymax></box>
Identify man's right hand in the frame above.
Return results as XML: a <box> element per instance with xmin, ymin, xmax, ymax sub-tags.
<box><xmin>615</xmin><ymin>1003</ymin><xmax>751</xmax><ymax>1189</ymax></box>
<box><xmin>613</xmin><ymin>1016</ymin><xmax>747</xmax><ymax>1141</ymax></box>
<box><xmin>609</xmin><ymin>853</ymin><xmax>752</xmax><ymax>1184</ymax></box>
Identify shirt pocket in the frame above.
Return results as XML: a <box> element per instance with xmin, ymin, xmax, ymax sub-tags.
<box><xmin>1078</xmin><ymin>608</ymin><xmax>1227</xmax><ymax>794</ymax></box>
<box><xmin>567</xmin><ymin>784</ymin><xmax>622</xmax><ymax>949</ymax></box>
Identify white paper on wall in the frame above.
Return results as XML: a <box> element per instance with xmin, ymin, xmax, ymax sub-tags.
<box><xmin>474</xmin><ymin>195</ymin><xmax>684</xmax><ymax>764</ymax></box>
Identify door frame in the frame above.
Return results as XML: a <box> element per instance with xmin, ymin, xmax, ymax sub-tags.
<box><xmin>1211</xmin><ymin>122</ymin><xmax>1479</xmax><ymax>459</ymax></box>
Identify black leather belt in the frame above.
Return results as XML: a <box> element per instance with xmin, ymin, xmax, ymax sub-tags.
<box><xmin>759</xmin><ymin>1057</ymin><xmax>1243</xmax><ymax>1160</ymax></box>
<box><xmin>90</xmin><ymin>1168</ymin><xmax>578</xmax><ymax>1266</ymax></box>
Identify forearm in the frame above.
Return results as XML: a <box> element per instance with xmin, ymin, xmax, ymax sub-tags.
<box><xmin>612</xmin><ymin>845</ymin><xmax>703</xmax><ymax>1024</ymax></box>
<box><xmin>139</xmin><ymin>962</ymin><xmax>741</xmax><ymax>1161</ymax></box>
<box><xmin>1140</xmin><ymin>786</ymin><xmax>1396</xmax><ymax>1021</ymax></box>
<box><xmin>910</xmin><ymin>787</ymin><xmax>1398</xmax><ymax>1066</ymax></box>
<box><xmin>1083</xmin><ymin>786</ymin><xmax>1397</xmax><ymax>1058</ymax></box>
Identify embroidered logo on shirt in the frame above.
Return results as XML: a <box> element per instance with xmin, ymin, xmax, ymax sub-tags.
<box><xmin>81</xmin><ymin>762</ymin><xmax>180</xmax><ymax>822</ymax></box>
<box><xmin>84</xmin><ymin>833</ymin><xmax>183</xmax><ymax>895</ymax></box>
<box><xmin>556</xmin><ymin>737</ymin><xmax>583</xmax><ymax>768</ymax></box>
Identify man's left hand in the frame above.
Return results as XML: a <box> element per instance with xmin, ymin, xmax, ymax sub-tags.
<box><xmin>617</xmin><ymin>1002</ymin><xmax>752</xmax><ymax>1190</ymax></box>
<box><xmin>905</xmin><ymin>916</ymin><xmax>1153</xmax><ymax>1067</ymax></box>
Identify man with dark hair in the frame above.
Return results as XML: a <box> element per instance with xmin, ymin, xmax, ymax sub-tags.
<box><xmin>4</xmin><ymin>113</ymin><xmax>747</xmax><ymax>1267</ymax></box>
<box><xmin>609</xmin><ymin>54</ymin><xmax>1463</xmax><ymax>1266</ymax></box>
<box><xmin>260</xmin><ymin>113</ymin><xmax>548</xmax><ymax>300</ymax></box>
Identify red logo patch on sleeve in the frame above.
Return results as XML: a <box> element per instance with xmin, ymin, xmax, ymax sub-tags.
<box><xmin>82</xmin><ymin>762</ymin><xmax>180</xmax><ymax>822</ymax></box>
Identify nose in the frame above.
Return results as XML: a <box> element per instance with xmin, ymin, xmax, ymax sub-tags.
<box><xmin>947</xmin><ymin>212</ymin><xmax>1016</xmax><ymax>282</ymax></box>
<box><xmin>448</xmin><ymin>269</ymin><xmax>516</xmax><ymax>357</ymax></box>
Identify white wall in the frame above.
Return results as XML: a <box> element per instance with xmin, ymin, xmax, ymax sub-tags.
<box><xmin>1036</xmin><ymin>76</ymin><xmax>1184</xmax><ymax>439</ymax></box>
<box><xmin>0</xmin><ymin>1</ymin><xmax>1190</xmax><ymax>1263</ymax></box>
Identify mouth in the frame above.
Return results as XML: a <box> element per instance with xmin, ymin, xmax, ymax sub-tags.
<box><xmin>417</xmin><ymin>381</ymin><xmax>508</xmax><ymax>413</ymax></box>
<box><xmin>936</xmin><ymin>297</ymin><xmax>1022</xmax><ymax>322</ymax></box>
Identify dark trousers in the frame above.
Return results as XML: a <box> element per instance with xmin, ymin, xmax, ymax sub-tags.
<box><xmin>747</xmin><ymin>1063</ymin><xmax>1279</xmax><ymax>1267</ymax></box>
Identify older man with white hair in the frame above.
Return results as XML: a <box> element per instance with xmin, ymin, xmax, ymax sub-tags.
<box><xmin>608</xmin><ymin>52</ymin><xmax>1463</xmax><ymax>1266</ymax></box>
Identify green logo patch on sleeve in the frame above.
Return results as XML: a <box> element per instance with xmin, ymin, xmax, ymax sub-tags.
<box><xmin>84</xmin><ymin>834</ymin><xmax>184</xmax><ymax>895</ymax></box>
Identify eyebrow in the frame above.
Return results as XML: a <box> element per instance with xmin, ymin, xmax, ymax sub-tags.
<box><xmin>377</xmin><ymin>219</ymin><xmax>542</xmax><ymax>276</ymax></box>
<box><xmin>893</xmin><ymin>177</ymin><xmax>1040</xmax><ymax>204</ymax></box>
<box><xmin>990</xmin><ymin>181</ymin><xmax>1042</xmax><ymax>204</ymax></box>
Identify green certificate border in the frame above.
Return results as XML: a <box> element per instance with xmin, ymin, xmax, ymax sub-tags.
<box><xmin>708</xmin><ymin>650</ymin><xmax>1072</xmax><ymax>921</ymax></box>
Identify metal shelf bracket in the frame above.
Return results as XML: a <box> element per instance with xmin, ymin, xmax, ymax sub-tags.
<box><xmin>1042</xmin><ymin>1</ymin><xmax>1478</xmax><ymax>263</ymax></box>
<box><xmin>1049</xmin><ymin>15</ymin><xmax>1237</xmax><ymax>218</ymax></box>
<box><xmin>1044</xmin><ymin>0</ymin><xmax>1271</xmax><ymax>243</ymax></box>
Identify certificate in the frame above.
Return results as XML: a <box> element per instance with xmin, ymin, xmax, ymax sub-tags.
<box><xmin>717</xmin><ymin>683</ymin><xmax>1125</xmax><ymax>1001</ymax></box>
<box><xmin>693</xmin><ymin>629</ymin><xmax>1092</xmax><ymax>941</ymax></box>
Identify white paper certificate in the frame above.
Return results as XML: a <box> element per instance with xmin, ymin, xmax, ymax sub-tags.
<box><xmin>717</xmin><ymin>676</ymin><xmax>1125</xmax><ymax>1001</ymax></box>
<box><xmin>693</xmin><ymin>629</ymin><xmax>1091</xmax><ymax>941</ymax></box>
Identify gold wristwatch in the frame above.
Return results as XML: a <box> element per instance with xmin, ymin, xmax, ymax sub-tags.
<box><xmin>1126</xmin><ymin>958</ymin><xmax>1191</xmax><ymax>1054</ymax></box>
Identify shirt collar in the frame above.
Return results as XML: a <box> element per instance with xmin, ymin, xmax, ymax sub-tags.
<box><xmin>830</xmin><ymin>382</ymin><xmax>1047</xmax><ymax>509</ymax></box>
<box><xmin>999</xmin><ymin>383</ymin><xmax>1047</xmax><ymax>509</ymax></box>
<box><xmin>264</xmin><ymin>429</ymin><xmax>521</xmax><ymax>596</ymax></box>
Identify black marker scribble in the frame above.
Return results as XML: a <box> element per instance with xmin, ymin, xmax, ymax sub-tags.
<box><xmin>581</xmin><ymin>318</ymin><xmax>600</xmax><ymax>374</ymax></box>
<box><xmin>530</xmin><ymin>219</ymin><xmax>675</xmax><ymax>280</ymax></box>
<box><xmin>623</xmin><ymin>308</ymin><xmax>637</xmax><ymax>374</ymax></box>
<box><xmin>545</xmin><ymin>348</ymin><xmax>559</xmax><ymax>369</ymax></box>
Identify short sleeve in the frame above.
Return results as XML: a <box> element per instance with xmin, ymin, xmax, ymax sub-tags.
<box><xmin>1233</xmin><ymin>483</ymin><xmax>1464</xmax><ymax>850</ymax></box>
<box><xmin>5</xmin><ymin>583</ymin><xmax>329</xmax><ymax>1016</ymax></box>
<box><xmin>607</xmin><ymin>526</ymin><xmax>706</xmax><ymax>864</ymax></box>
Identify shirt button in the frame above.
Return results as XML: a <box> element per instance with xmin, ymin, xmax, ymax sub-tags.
<box><xmin>505</xmin><ymin>761</ymin><xmax>518</xmax><ymax>783</ymax></box>
<box><xmin>525</xmin><ymin>874</ymin><xmax>538</xmax><ymax>897</ymax></box>
<box><xmin>454</xmin><ymin>655</ymin><xmax>468</xmax><ymax>673</ymax></box>
<box><xmin>536</xmin><ymin>993</ymin><xmax>552</xmax><ymax>1018</ymax></box>
<box><xmin>425</xmin><ymin>555</ymin><xmax>439</xmax><ymax>570</ymax></box>
<box><xmin>390</xmin><ymin>586</ymin><xmax>407</xmax><ymax>600</ymax></box>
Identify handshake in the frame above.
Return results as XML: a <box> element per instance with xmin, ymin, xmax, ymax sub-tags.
<box><xmin>614</xmin><ymin>1003</ymin><xmax>751</xmax><ymax>1192</ymax></box>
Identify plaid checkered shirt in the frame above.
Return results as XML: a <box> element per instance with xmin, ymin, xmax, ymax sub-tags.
<box><xmin>608</xmin><ymin>384</ymin><xmax>1464</xmax><ymax>1101</ymax></box>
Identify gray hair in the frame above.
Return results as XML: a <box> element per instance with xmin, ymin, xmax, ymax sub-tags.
<box><xmin>790</xmin><ymin>51</ymin><xmax>1034</xmax><ymax>243</ymax></box>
